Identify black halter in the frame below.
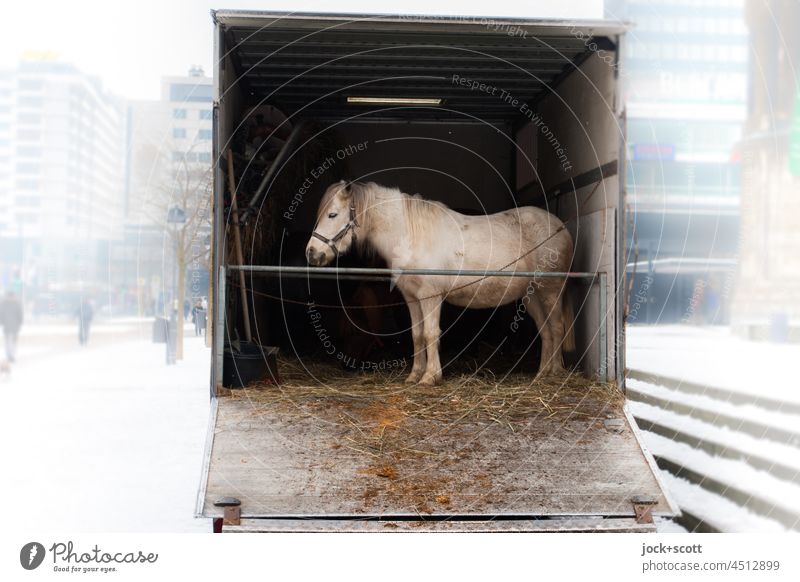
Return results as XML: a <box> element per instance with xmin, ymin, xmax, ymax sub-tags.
<box><xmin>311</xmin><ymin>201</ymin><xmax>359</xmax><ymax>257</ymax></box>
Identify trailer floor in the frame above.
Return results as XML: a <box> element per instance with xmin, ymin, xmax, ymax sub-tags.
<box><xmin>200</xmin><ymin>368</ymin><xmax>673</xmax><ymax>529</ymax></box>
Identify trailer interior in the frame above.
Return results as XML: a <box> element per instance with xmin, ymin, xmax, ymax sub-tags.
<box><xmin>198</xmin><ymin>11</ymin><xmax>678</xmax><ymax>532</ymax></box>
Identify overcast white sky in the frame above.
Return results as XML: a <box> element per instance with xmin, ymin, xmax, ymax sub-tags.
<box><xmin>2</xmin><ymin>0</ymin><xmax>602</xmax><ymax>100</ymax></box>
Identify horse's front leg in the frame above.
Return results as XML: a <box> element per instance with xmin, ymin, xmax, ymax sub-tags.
<box><xmin>401</xmin><ymin>291</ymin><xmax>426</xmax><ymax>383</ymax></box>
<box><xmin>418</xmin><ymin>296</ymin><xmax>444</xmax><ymax>386</ymax></box>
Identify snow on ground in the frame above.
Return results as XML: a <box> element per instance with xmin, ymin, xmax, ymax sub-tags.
<box><xmin>642</xmin><ymin>431</ymin><xmax>800</xmax><ymax>520</ymax></box>
<box><xmin>0</xmin><ymin>324</ymin><xmax>211</xmax><ymax>533</ymax></box>
<box><xmin>658</xmin><ymin>472</ymin><xmax>787</xmax><ymax>533</ymax></box>
<box><xmin>626</xmin><ymin>324</ymin><xmax>800</xmax><ymax>532</ymax></box>
<box><xmin>626</xmin><ymin>325</ymin><xmax>800</xmax><ymax>405</ymax></box>
<box><xmin>627</xmin><ymin>379</ymin><xmax>800</xmax><ymax>437</ymax></box>
<box><xmin>17</xmin><ymin>316</ymin><xmax>153</xmax><ymax>337</ymax></box>
<box><xmin>2</xmin><ymin>322</ymin><xmax>794</xmax><ymax>533</ymax></box>
<box><xmin>19</xmin><ymin>323</ymin><xmax>142</xmax><ymax>337</ymax></box>
<box><xmin>655</xmin><ymin>518</ymin><xmax>687</xmax><ymax>533</ymax></box>
<box><xmin>629</xmin><ymin>400</ymin><xmax>800</xmax><ymax>473</ymax></box>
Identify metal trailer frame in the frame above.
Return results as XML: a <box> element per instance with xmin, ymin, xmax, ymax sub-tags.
<box><xmin>208</xmin><ymin>11</ymin><xmax>631</xmax><ymax>395</ymax></box>
<box><xmin>200</xmin><ymin>10</ymin><xmax>679</xmax><ymax>531</ymax></box>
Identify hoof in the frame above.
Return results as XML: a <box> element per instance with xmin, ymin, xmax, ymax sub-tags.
<box><xmin>405</xmin><ymin>373</ymin><xmax>422</xmax><ymax>384</ymax></box>
<box><xmin>418</xmin><ymin>374</ymin><xmax>441</xmax><ymax>386</ymax></box>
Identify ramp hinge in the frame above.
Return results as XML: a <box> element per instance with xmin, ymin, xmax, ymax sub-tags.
<box><xmin>631</xmin><ymin>495</ymin><xmax>658</xmax><ymax>524</ymax></box>
<box><xmin>215</xmin><ymin>497</ymin><xmax>242</xmax><ymax>526</ymax></box>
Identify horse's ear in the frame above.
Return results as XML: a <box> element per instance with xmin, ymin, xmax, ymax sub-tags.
<box><xmin>339</xmin><ymin>179</ymin><xmax>352</xmax><ymax>198</ymax></box>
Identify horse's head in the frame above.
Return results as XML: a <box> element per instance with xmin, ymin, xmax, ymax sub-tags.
<box><xmin>306</xmin><ymin>180</ymin><xmax>359</xmax><ymax>266</ymax></box>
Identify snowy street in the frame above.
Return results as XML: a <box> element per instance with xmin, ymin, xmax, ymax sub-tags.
<box><xmin>1</xmin><ymin>321</ymin><xmax>797</xmax><ymax>533</ymax></box>
<box><xmin>0</xmin><ymin>320</ymin><xmax>211</xmax><ymax>533</ymax></box>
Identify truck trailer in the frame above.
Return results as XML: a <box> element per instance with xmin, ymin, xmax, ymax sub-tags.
<box><xmin>197</xmin><ymin>10</ymin><xmax>678</xmax><ymax>532</ymax></box>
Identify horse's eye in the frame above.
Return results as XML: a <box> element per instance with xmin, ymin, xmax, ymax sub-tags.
<box><xmin>328</xmin><ymin>212</ymin><xmax>338</xmax><ymax>219</ymax></box>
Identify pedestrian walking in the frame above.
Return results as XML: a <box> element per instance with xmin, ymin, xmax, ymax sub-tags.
<box><xmin>76</xmin><ymin>298</ymin><xmax>94</xmax><ymax>346</ymax></box>
<box><xmin>0</xmin><ymin>290</ymin><xmax>23</xmax><ymax>362</ymax></box>
<box><xmin>192</xmin><ymin>299</ymin><xmax>205</xmax><ymax>336</ymax></box>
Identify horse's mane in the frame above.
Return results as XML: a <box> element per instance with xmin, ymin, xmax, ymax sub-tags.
<box><xmin>353</xmin><ymin>182</ymin><xmax>450</xmax><ymax>247</ymax></box>
<box><xmin>318</xmin><ymin>181</ymin><xmax>449</xmax><ymax>256</ymax></box>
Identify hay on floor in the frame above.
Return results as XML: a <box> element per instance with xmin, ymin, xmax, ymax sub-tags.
<box><xmin>230</xmin><ymin>356</ymin><xmax>623</xmax><ymax>460</ymax></box>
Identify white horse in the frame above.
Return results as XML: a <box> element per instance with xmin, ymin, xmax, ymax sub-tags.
<box><xmin>306</xmin><ymin>181</ymin><xmax>575</xmax><ymax>385</ymax></box>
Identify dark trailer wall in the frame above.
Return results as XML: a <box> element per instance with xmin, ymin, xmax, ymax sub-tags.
<box><xmin>201</xmin><ymin>11</ymin><xmax>677</xmax><ymax>531</ymax></box>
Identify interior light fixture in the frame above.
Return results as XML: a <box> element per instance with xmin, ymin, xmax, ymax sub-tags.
<box><xmin>346</xmin><ymin>96</ymin><xmax>442</xmax><ymax>106</ymax></box>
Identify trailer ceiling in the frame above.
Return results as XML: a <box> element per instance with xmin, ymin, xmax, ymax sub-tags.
<box><xmin>214</xmin><ymin>11</ymin><xmax>624</xmax><ymax>121</ymax></box>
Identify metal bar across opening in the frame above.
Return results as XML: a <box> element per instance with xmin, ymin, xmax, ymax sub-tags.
<box><xmin>228</xmin><ymin>265</ymin><xmax>599</xmax><ymax>279</ymax></box>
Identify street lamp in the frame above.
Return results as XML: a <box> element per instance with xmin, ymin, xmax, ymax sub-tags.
<box><xmin>166</xmin><ymin>206</ymin><xmax>186</xmax><ymax>365</ymax></box>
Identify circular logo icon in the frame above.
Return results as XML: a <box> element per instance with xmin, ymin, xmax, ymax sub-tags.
<box><xmin>20</xmin><ymin>542</ymin><xmax>46</xmax><ymax>570</ymax></box>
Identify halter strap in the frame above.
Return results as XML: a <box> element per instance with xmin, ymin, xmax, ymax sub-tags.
<box><xmin>311</xmin><ymin>202</ymin><xmax>359</xmax><ymax>257</ymax></box>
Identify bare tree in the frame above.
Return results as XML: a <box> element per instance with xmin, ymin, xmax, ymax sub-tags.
<box><xmin>136</xmin><ymin>141</ymin><xmax>212</xmax><ymax>360</ymax></box>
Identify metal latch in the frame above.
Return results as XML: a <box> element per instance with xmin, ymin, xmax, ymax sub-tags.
<box><xmin>214</xmin><ymin>497</ymin><xmax>242</xmax><ymax>526</ymax></box>
<box><xmin>604</xmin><ymin>418</ymin><xmax>625</xmax><ymax>433</ymax></box>
<box><xmin>631</xmin><ymin>495</ymin><xmax>658</xmax><ymax>524</ymax></box>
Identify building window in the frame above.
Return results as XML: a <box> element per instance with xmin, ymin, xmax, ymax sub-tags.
<box><xmin>197</xmin><ymin>129</ymin><xmax>212</xmax><ymax>140</ymax></box>
<box><xmin>169</xmin><ymin>83</ymin><xmax>212</xmax><ymax>103</ymax></box>
<box><xmin>17</xmin><ymin>112</ymin><xmax>41</xmax><ymax>125</ymax></box>
<box><xmin>18</xmin><ymin>79</ymin><xmax>43</xmax><ymax>92</ymax></box>
<box><xmin>198</xmin><ymin>152</ymin><xmax>211</xmax><ymax>163</ymax></box>
<box><xmin>16</xmin><ymin>146</ymin><xmax>41</xmax><ymax>158</ymax></box>
<box><xmin>15</xmin><ymin>162</ymin><xmax>39</xmax><ymax>174</ymax></box>
<box><xmin>173</xmin><ymin>108</ymin><xmax>187</xmax><ymax>119</ymax></box>
<box><xmin>173</xmin><ymin>127</ymin><xmax>186</xmax><ymax>139</ymax></box>
<box><xmin>16</xmin><ymin>179</ymin><xmax>38</xmax><ymax>190</ymax></box>
<box><xmin>18</xmin><ymin>213</ymin><xmax>38</xmax><ymax>224</ymax></box>
<box><xmin>199</xmin><ymin>109</ymin><xmax>212</xmax><ymax>120</ymax></box>
<box><xmin>18</xmin><ymin>96</ymin><xmax>43</xmax><ymax>108</ymax></box>
<box><xmin>173</xmin><ymin>151</ymin><xmax>205</xmax><ymax>163</ymax></box>
<box><xmin>16</xmin><ymin>195</ymin><xmax>40</xmax><ymax>206</ymax></box>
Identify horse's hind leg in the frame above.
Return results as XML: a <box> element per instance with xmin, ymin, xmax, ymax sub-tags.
<box><xmin>523</xmin><ymin>293</ymin><xmax>553</xmax><ymax>377</ymax></box>
<box><xmin>538</xmin><ymin>287</ymin><xmax>567</xmax><ymax>375</ymax></box>
<box><xmin>418</xmin><ymin>296</ymin><xmax>444</xmax><ymax>386</ymax></box>
<box><xmin>401</xmin><ymin>291</ymin><xmax>426</xmax><ymax>384</ymax></box>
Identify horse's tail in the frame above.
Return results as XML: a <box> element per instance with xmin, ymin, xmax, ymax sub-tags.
<box><xmin>561</xmin><ymin>287</ymin><xmax>576</xmax><ymax>352</ymax></box>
